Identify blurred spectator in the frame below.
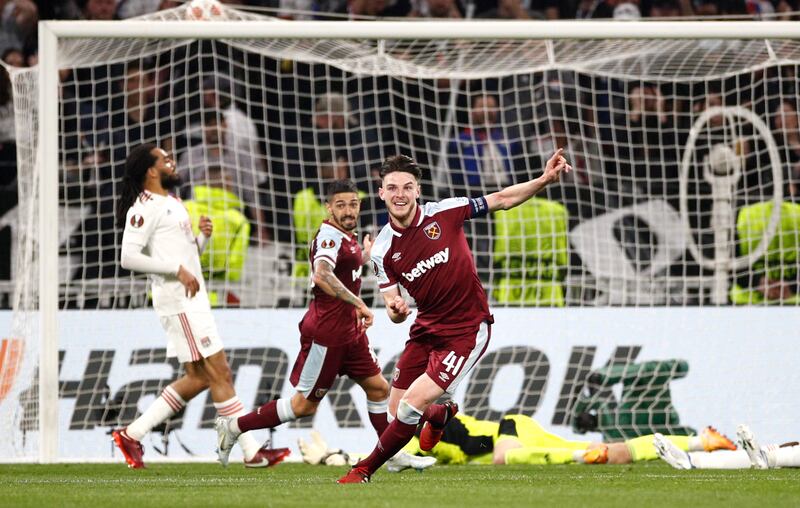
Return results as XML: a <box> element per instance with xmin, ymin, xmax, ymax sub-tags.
<box><xmin>612</xmin><ymin>83</ymin><xmax>678</xmax><ymax>191</ymax></box>
<box><xmin>35</xmin><ymin>0</ymin><xmax>82</xmax><ymax>20</ymax></box>
<box><xmin>646</xmin><ymin>0</ymin><xmax>688</xmax><ymax>17</ymax></box>
<box><xmin>110</xmin><ymin>63</ymin><xmax>173</xmax><ymax>161</ymax></box>
<box><xmin>0</xmin><ymin>57</ymin><xmax>15</xmax><ymax>188</ymax></box>
<box><xmin>60</xmin><ymin>66</ymin><xmax>118</xmax><ymax>286</ymax></box>
<box><xmin>278</xmin><ymin>0</ymin><xmax>317</xmax><ymax>19</ymax></box>
<box><xmin>61</xmin><ymin>68</ymin><xmax>110</xmax><ymax>195</ymax></box>
<box><xmin>772</xmin><ymin>100</ymin><xmax>800</xmax><ymax>200</ymax></box>
<box><xmin>297</xmin><ymin>91</ymin><xmax>379</xmax><ymax>181</ymax></box>
<box><xmin>612</xmin><ymin>1</ymin><xmax>642</xmax><ymax>18</ymax></box>
<box><xmin>321</xmin><ymin>0</ymin><xmax>411</xmax><ymax>18</ymax></box>
<box><xmin>183</xmin><ymin>165</ymin><xmax>251</xmax><ymax>306</ymax></box>
<box><xmin>448</xmin><ymin>93</ymin><xmax>523</xmax><ymax>196</ymax></box>
<box><xmin>575</xmin><ymin>0</ymin><xmax>615</xmax><ymax>18</ymax></box>
<box><xmin>691</xmin><ymin>0</ymin><xmax>748</xmax><ymax>16</ymax></box>
<box><xmin>24</xmin><ymin>49</ymin><xmax>35</xmax><ymax>66</ymax></box>
<box><xmin>447</xmin><ymin>93</ymin><xmax>522</xmax><ymax>281</ymax></box>
<box><xmin>2</xmin><ymin>48</ymin><xmax>23</xmax><ymax>68</ymax></box>
<box><xmin>692</xmin><ymin>0</ymin><xmax>719</xmax><ymax>15</ymax></box>
<box><xmin>190</xmin><ymin>75</ymin><xmax>263</xmax><ymax>170</ymax></box>
<box><xmin>79</xmin><ymin>0</ymin><xmax>118</xmax><ymax>20</ymax></box>
<box><xmin>745</xmin><ymin>0</ymin><xmax>775</xmax><ymax>18</ymax></box>
<box><xmin>116</xmin><ymin>0</ymin><xmax>163</xmax><ymax>18</ymax></box>
<box><xmin>410</xmin><ymin>0</ymin><xmax>463</xmax><ymax>17</ymax></box>
<box><xmin>178</xmin><ymin>110</ymin><xmax>270</xmax><ymax>243</ymax></box>
<box><xmin>731</xmin><ymin>201</ymin><xmax>800</xmax><ymax>304</ymax></box>
<box><xmin>477</xmin><ymin>0</ymin><xmax>559</xmax><ymax>19</ymax></box>
<box><xmin>492</xmin><ymin>196</ymin><xmax>569</xmax><ymax>306</ymax></box>
<box><xmin>775</xmin><ymin>0</ymin><xmax>800</xmax><ymax>20</ymax></box>
<box><xmin>688</xmin><ymin>88</ymin><xmax>741</xmax><ymax>181</ymax></box>
<box><xmin>291</xmin><ymin>150</ymin><xmax>349</xmax><ymax>284</ymax></box>
<box><xmin>531</xmin><ymin>115</ymin><xmax>603</xmax><ymax>189</ymax></box>
<box><xmin>0</xmin><ymin>0</ymin><xmax>38</xmax><ymax>55</ymax></box>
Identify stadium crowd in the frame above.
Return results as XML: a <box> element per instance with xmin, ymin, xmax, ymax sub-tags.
<box><xmin>1</xmin><ymin>0</ymin><xmax>800</xmax><ymax>309</ymax></box>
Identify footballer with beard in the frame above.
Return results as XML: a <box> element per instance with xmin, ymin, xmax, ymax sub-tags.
<box><xmin>111</xmin><ymin>143</ymin><xmax>287</xmax><ymax>469</ymax></box>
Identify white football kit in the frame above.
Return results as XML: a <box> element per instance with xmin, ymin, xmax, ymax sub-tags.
<box><xmin>121</xmin><ymin>190</ymin><xmax>222</xmax><ymax>362</ymax></box>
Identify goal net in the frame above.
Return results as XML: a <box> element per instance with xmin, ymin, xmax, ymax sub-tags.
<box><xmin>3</xmin><ymin>3</ymin><xmax>800</xmax><ymax>460</ymax></box>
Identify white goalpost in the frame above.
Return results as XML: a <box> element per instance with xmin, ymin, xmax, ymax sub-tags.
<box><xmin>4</xmin><ymin>4</ymin><xmax>800</xmax><ymax>462</ymax></box>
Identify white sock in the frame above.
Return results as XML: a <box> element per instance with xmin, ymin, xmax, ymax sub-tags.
<box><xmin>276</xmin><ymin>398</ymin><xmax>297</xmax><ymax>423</ymax></box>
<box><xmin>772</xmin><ymin>444</ymin><xmax>800</xmax><ymax>468</ymax></box>
<box><xmin>126</xmin><ymin>386</ymin><xmax>185</xmax><ymax>441</ymax></box>
<box><xmin>688</xmin><ymin>436</ymin><xmax>704</xmax><ymax>451</ymax></box>
<box><xmin>367</xmin><ymin>398</ymin><xmax>388</xmax><ymax>415</ymax></box>
<box><xmin>687</xmin><ymin>450</ymin><xmax>752</xmax><ymax>469</ymax></box>
<box><xmin>215</xmin><ymin>396</ymin><xmax>261</xmax><ymax>461</ymax></box>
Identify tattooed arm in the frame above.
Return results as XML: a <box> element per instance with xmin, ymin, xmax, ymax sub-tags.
<box><xmin>312</xmin><ymin>260</ymin><xmax>373</xmax><ymax>331</ymax></box>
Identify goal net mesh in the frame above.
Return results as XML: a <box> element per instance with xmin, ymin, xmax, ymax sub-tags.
<box><xmin>3</xmin><ymin>3</ymin><xmax>799</xmax><ymax>459</ymax></box>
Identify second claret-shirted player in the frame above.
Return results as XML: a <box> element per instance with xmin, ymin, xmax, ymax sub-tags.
<box><xmin>215</xmin><ymin>179</ymin><xmax>435</xmax><ymax>472</ymax></box>
<box><xmin>338</xmin><ymin>149</ymin><xmax>570</xmax><ymax>483</ymax></box>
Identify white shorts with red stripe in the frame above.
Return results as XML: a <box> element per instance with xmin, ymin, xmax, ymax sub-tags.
<box><xmin>160</xmin><ymin>311</ymin><xmax>223</xmax><ymax>363</ymax></box>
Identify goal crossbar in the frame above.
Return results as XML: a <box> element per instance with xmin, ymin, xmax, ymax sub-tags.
<box><xmin>41</xmin><ymin>20</ymin><xmax>800</xmax><ymax>40</ymax></box>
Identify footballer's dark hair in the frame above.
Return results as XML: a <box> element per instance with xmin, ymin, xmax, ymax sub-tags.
<box><xmin>379</xmin><ymin>154</ymin><xmax>422</xmax><ymax>181</ymax></box>
<box><xmin>326</xmin><ymin>179</ymin><xmax>359</xmax><ymax>201</ymax></box>
<box><xmin>116</xmin><ymin>143</ymin><xmax>157</xmax><ymax>227</ymax></box>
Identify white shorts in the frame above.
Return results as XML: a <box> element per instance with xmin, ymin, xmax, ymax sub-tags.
<box><xmin>160</xmin><ymin>311</ymin><xmax>223</xmax><ymax>363</ymax></box>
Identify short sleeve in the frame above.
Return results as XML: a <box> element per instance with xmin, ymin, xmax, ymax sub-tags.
<box><xmin>372</xmin><ymin>250</ymin><xmax>397</xmax><ymax>292</ymax></box>
<box><xmin>313</xmin><ymin>228</ymin><xmax>342</xmax><ymax>268</ymax></box>
<box><xmin>122</xmin><ymin>204</ymin><xmax>157</xmax><ymax>248</ymax></box>
<box><xmin>423</xmin><ymin>197</ymin><xmax>474</xmax><ymax>223</ymax></box>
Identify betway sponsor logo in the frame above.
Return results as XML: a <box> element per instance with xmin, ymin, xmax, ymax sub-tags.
<box><xmin>401</xmin><ymin>248</ymin><xmax>450</xmax><ymax>282</ymax></box>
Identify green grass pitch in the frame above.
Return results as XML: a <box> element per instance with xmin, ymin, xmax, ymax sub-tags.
<box><xmin>2</xmin><ymin>462</ymin><xmax>799</xmax><ymax>507</ymax></box>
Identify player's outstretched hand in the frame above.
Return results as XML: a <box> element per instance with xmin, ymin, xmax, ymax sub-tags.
<box><xmin>361</xmin><ymin>233</ymin><xmax>373</xmax><ymax>263</ymax></box>
<box><xmin>177</xmin><ymin>265</ymin><xmax>200</xmax><ymax>297</ymax></box>
<box><xmin>198</xmin><ymin>215</ymin><xmax>213</xmax><ymax>238</ymax></box>
<box><xmin>542</xmin><ymin>148</ymin><xmax>571</xmax><ymax>185</ymax></box>
<box><xmin>298</xmin><ymin>430</ymin><xmax>329</xmax><ymax>465</ymax></box>
<box><xmin>356</xmin><ymin>302</ymin><xmax>374</xmax><ymax>333</ymax></box>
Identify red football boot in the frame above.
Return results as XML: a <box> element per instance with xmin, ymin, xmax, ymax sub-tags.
<box><xmin>244</xmin><ymin>446</ymin><xmax>291</xmax><ymax>468</ymax></box>
<box><xmin>419</xmin><ymin>400</ymin><xmax>459</xmax><ymax>452</ymax></box>
<box><xmin>112</xmin><ymin>428</ymin><xmax>145</xmax><ymax>469</ymax></box>
<box><xmin>337</xmin><ymin>467</ymin><xmax>371</xmax><ymax>484</ymax></box>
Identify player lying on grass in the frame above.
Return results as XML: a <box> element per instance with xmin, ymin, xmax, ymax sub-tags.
<box><xmin>406</xmin><ymin>413</ymin><xmax>736</xmax><ymax>466</ymax></box>
<box><xmin>307</xmin><ymin>412</ymin><xmax>736</xmax><ymax>466</ymax></box>
<box><xmin>655</xmin><ymin>424</ymin><xmax>800</xmax><ymax>469</ymax></box>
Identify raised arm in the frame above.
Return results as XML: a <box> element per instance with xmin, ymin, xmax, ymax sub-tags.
<box><xmin>312</xmin><ymin>259</ymin><xmax>373</xmax><ymax>331</ymax></box>
<box><xmin>485</xmin><ymin>148</ymin><xmax>570</xmax><ymax>212</ymax></box>
<box><xmin>381</xmin><ymin>286</ymin><xmax>412</xmax><ymax>324</ymax></box>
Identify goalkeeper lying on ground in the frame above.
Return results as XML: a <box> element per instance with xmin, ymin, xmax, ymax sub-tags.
<box><xmin>300</xmin><ymin>413</ymin><xmax>736</xmax><ymax>467</ymax></box>
<box><xmin>405</xmin><ymin>414</ymin><xmax>736</xmax><ymax>465</ymax></box>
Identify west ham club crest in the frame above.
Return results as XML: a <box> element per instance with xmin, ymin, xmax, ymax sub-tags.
<box><xmin>423</xmin><ymin>221</ymin><xmax>441</xmax><ymax>240</ymax></box>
